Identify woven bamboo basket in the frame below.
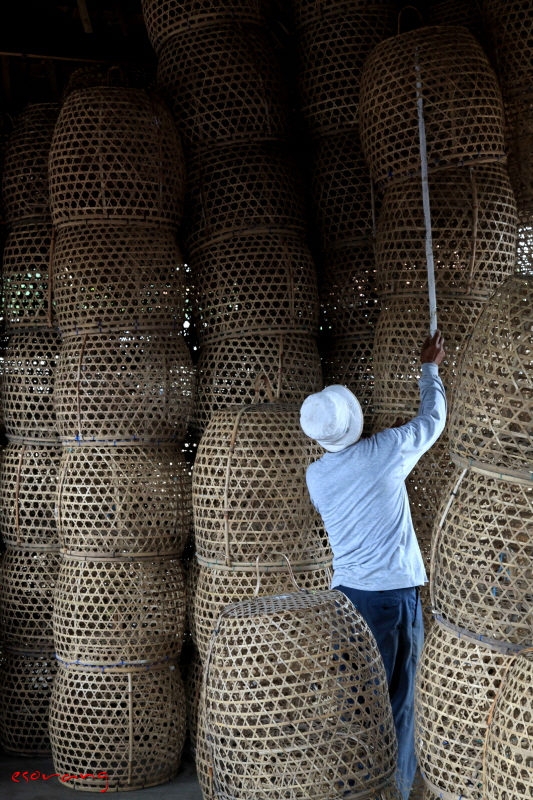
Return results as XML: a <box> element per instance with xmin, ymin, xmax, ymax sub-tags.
<box><xmin>185</xmin><ymin>140</ymin><xmax>306</xmax><ymax>253</ymax></box>
<box><xmin>321</xmin><ymin>333</ymin><xmax>376</xmax><ymax>433</ymax></box>
<box><xmin>0</xmin><ymin>548</ymin><xmax>59</xmax><ymax>650</ymax></box>
<box><xmin>0</xmin><ymin>442</ymin><xmax>61</xmax><ymax>549</ymax></box>
<box><xmin>376</xmin><ymin>163</ymin><xmax>517</xmax><ymax>298</ymax></box>
<box><xmin>484</xmin><ymin>649</ymin><xmax>533</xmax><ymax>800</ymax></box>
<box><xmin>192</xmin><ymin>403</ymin><xmax>330</xmax><ymax>568</ymax></box>
<box><xmin>189</xmin><ymin>562</ymin><xmax>331</xmax><ymax>662</ymax></box>
<box><xmin>504</xmin><ymin>96</ymin><xmax>533</xmax><ymax>224</ymax></box>
<box><xmin>49</xmin><ymin>660</ymin><xmax>186</xmax><ymax>792</ymax></box>
<box><xmin>517</xmin><ymin>223</ymin><xmax>533</xmax><ymax>273</ymax></box>
<box><xmin>62</xmin><ymin>65</ymin><xmax>154</xmax><ymax>99</ymax></box>
<box><xmin>191</xmin><ymin>231</ymin><xmax>318</xmax><ymax>343</ymax></box>
<box><xmin>54</xmin><ymin>330</ymin><xmax>194</xmax><ymax>444</ymax></box>
<box><xmin>2</xmin><ymin>329</ymin><xmax>61</xmax><ymax>442</ymax></box>
<box><xmin>142</xmin><ymin>0</ymin><xmax>270</xmax><ymax>51</ymax></box>
<box><xmin>57</xmin><ymin>445</ymin><xmax>191</xmax><ymax>558</ymax></box>
<box><xmin>431</xmin><ymin>466</ymin><xmax>533</xmax><ymax>647</ymax></box>
<box><xmin>372</xmin><ymin>294</ymin><xmax>485</xmax><ymax>413</ymax></box>
<box><xmin>52</xmin><ymin>222</ymin><xmax>186</xmax><ymax>336</ymax></box>
<box><xmin>359</xmin><ymin>27</ymin><xmax>505</xmax><ymax>184</ymax></box>
<box><xmin>2</xmin><ymin>103</ymin><xmax>59</xmax><ymax>224</ymax></box>
<box><xmin>295</xmin><ymin>7</ymin><xmax>396</xmax><ymax>135</ymax></box>
<box><xmin>320</xmin><ymin>240</ymin><xmax>379</xmax><ymax>337</ymax></box>
<box><xmin>53</xmin><ymin>556</ymin><xmax>186</xmax><ymax>665</ymax></box>
<box><xmin>191</xmin><ymin>330</ymin><xmax>322</xmax><ymax>440</ymax></box>
<box><xmin>426</xmin><ymin>0</ymin><xmax>483</xmax><ymax>38</ymax></box>
<box><xmin>0</xmin><ymin>649</ymin><xmax>57</xmax><ymax>756</ymax></box>
<box><xmin>202</xmin><ymin>589</ymin><xmax>397</xmax><ymax>800</ymax></box>
<box><xmin>291</xmin><ymin>0</ymin><xmax>396</xmax><ymax>30</ymax></box>
<box><xmin>48</xmin><ymin>88</ymin><xmax>185</xmax><ymax>228</ymax></box>
<box><xmin>449</xmin><ymin>275</ymin><xmax>533</xmax><ymax>478</ymax></box>
<box><xmin>185</xmin><ymin>647</ymin><xmax>203</xmax><ymax>751</ymax></box>
<box><xmin>415</xmin><ymin>620</ymin><xmax>508</xmax><ymax>800</ymax></box>
<box><xmin>3</xmin><ymin>221</ymin><xmax>54</xmax><ymax>329</ymax></box>
<box><xmin>157</xmin><ymin>24</ymin><xmax>289</xmax><ymax>147</ymax></box>
<box><xmin>483</xmin><ymin>0</ymin><xmax>533</xmax><ymax>97</ymax></box>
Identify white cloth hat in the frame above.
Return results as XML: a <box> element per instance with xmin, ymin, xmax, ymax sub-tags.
<box><xmin>299</xmin><ymin>385</ymin><xmax>364</xmax><ymax>452</ymax></box>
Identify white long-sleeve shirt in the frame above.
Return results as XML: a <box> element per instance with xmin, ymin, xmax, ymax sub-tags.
<box><xmin>306</xmin><ymin>363</ymin><xmax>447</xmax><ymax>591</ymax></box>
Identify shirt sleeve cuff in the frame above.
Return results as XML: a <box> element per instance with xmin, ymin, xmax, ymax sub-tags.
<box><xmin>421</xmin><ymin>362</ymin><xmax>439</xmax><ymax>376</ymax></box>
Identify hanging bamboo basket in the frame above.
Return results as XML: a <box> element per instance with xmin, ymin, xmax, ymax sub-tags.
<box><xmin>415</xmin><ymin>620</ymin><xmax>509</xmax><ymax>800</ymax></box>
<box><xmin>320</xmin><ymin>240</ymin><xmax>379</xmax><ymax>337</ymax></box>
<box><xmin>54</xmin><ymin>330</ymin><xmax>195</xmax><ymax>444</ymax></box>
<box><xmin>0</xmin><ymin>442</ymin><xmax>61</xmax><ymax>549</ymax></box>
<box><xmin>483</xmin><ymin>0</ymin><xmax>533</xmax><ymax>97</ymax></box>
<box><xmin>376</xmin><ymin>163</ymin><xmax>517</xmax><ymax>298</ymax></box>
<box><xmin>2</xmin><ymin>103</ymin><xmax>59</xmax><ymax>224</ymax></box>
<box><xmin>49</xmin><ymin>660</ymin><xmax>186</xmax><ymax>792</ymax></box>
<box><xmin>191</xmin><ymin>231</ymin><xmax>319</xmax><ymax>344</ymax></box>
<box><xmin>449</xmin><ymin>274</ymin><xmax>533</xmax><ymax>478</ymax></box>
<box><xmin>359</xmin><ymin>27</ymin><xmax>505</xmax><ymax>184</ymax></box>
<box><xmin>52</xmin><ymin>222</ymin><xmax>186</xmax><ymax>336</ymax></box>
<box><xmin>49</xmin><ymin>88</ymin><xmax>185</xmax><ymax>228</ymax></box>
<box><xmin>3</xmin><ymin>221</ymin><xmax>54</xmax><ymax>330</ymax></box>
<box><xmin>321</xmin><ymin>333</ymin><xmax>376</xmax><ymax>434</ymax></box>
<box><xmin>191</xmin><ymin>331</ymin><xmax>322</xmax><ymax>440</ymax></box>
<box><xmin>0</xmin><ymin>649</ymin><xmax>57</xmax><ymax>756</ymax></box>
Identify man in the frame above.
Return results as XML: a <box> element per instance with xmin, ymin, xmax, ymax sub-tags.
<box><xmin>299</xmin><ymin>330</ymin><xmax>446</xmax><ymax>800</ymax></box>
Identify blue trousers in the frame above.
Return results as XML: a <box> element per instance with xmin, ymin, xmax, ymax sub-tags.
<box><xmin>334</xmin><ymin>585</ymin><xmax>424</xmax><ymax>800</ymax></box>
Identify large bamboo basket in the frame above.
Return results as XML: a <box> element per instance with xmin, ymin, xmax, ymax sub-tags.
<box><xmin>504</xmin><ymin>97</ymin><xmax>533</xmax><ymax>224</ymax></box>
<box><xmin>291</xmin><ymin>0</ymin><xmax>396</xmax><ymax>30</ymax></box>
<box><xmin>53</xmin><ymin>222</ymin><xmax>186</xmax><ymax>336</ymax></box>
<box><xmin>484</xmin><ymin>649</ymin><xmax>533</xmax><ymax>800</ymax></box>
<box><xmin>320</xmin><ymin>240</ymin><xmax>379</xmax><ymax>337</ymax></box>
<box><xmin>142</xmin><ymin>0</ymin><xmax>270</xmax><ymax>51</ymax></box>
<box><xmin>202</xmin><ymin>589</ymin><xmax>397</xmax><ymax>800</ymax></box>
<box><xmin>191</xmin><ymin>231</ymin><xmax>319</xmax><ymax>344</ymax></box>
<box><xmin>57</xmin><ymin>445</ymin><xmax>191</xmax><ymax>558</ymax></box>
<box><xmin>372</xmin><ymin>294</ymin><xmax>485</xmax><ymax>413</ymax></box>
<box><xmin>2</xmin><ymin>329</ymin><xmax>61</xmax><ymax>442</ymax></box>
<box><xmin>49</xmin><ymin>88</ymin><xmax>185</xmax><ymax>228</ymax></box>
<box><xmin>449</xmin><ymin>274</ymin><xmax>533</xmax><ymax>478</ymax></box>
<box><xmin>295</xmin><ymin>7</ymin><xmax>396</xmax><ymax>135</ymax></box>
<box><xmin>192</xmin><ymin>403</ymin><xmax>330</xmax><ymax>568</ymax></box>
<box><xmin>189</xmin><ymin>562</ymin><xmax>332</xmax><ymax>662</ymax></box>
<box><xmin>185</xmin><ymin>647</ymin><xmax>203</xmax><ymax>751</ymax></box>
<box><xmin>0</xmin><ymin>548</ymin><xmax>59</xmax><ymax>650</ymax></box>
<box><xmin>54</xmin><ymin>330</ymin><xmax>194</xmax><ymax>444</ymax></box>
<box><xmin>376</xmin><ymin>163</ymin><xmax>517</xmax><ymax>298</ymax></box>
<box><xmin>415</xmin><ymin>620</ymin><xmax>509</xmax><ymax>800</ymax></box>
<box><xmin>2</xmin><ymin>103</ymin><xmax>59</xmax><ymax>224</ymax></box>
<box><xmin>3</xmin><ymin>221</ymin><xmax>54</xmax><ymax>329</ymax></box>
<box><xmin>185</xmin><ymin>140</ymin><xmax>306</xmax><ymax>253</ymax></box>
<box><xmin>157</xmin><ymin>24</ymin><xmax>289</xmax><ymax>148</ymax></box>
<box><xmin>0</xmin><ymin>649</ymin><xmax>57</xmax><ymax>756</ymax></box>
<box><xmin>0</xmin><ymin>442</ymin><xmax>61</xmax><ymax>549</ymax></box>
<box><xmin>53</xmin><ymin>556</ymin><xmax>186</xmax><ymax>665</ymax></box>
<box><xmin>483</xmin><ymin>0</ymin><xmax>533</xmax><ymax>97</ymax></box>
<box><xmin>426</xmin><ymin>0</ymin><xmax>483</xmax><ymax>38</ymax></box>
<box><xmin>359</xmin><ymin>27</ymin><xmax>505</xmax><ymax>184</ymax></box>
<box><xmin>49</xmin><ymin>660</ymin><xmax>186</xmax><ymax>792</ymax></box>
<box><xmin>191</xmin><ymin>330</ymin><xmax>322</xmax><ymax>440</ymax></box>
<box><xmin>321</xmin><ymin>333</ymin><xmax>376</xmax><ymax>433</ymax></box>
<box><xmin>517</xmin><ymin>224</ymin><xmax>533</xmax><ymax>273</ymax></box>
<box><xmin>431</xmin><ymin>466</ymin><xmax>533</xmax><ymax>648</ymax></box>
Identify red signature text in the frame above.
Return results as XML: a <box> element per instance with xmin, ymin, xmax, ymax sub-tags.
<box><xmin>12</xmin><ymin>771</ymin><xmax>109</xmax><ymax>793</ymax></box>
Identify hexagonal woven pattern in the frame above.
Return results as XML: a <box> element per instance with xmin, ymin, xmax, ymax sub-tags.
<box><xmin>359</xmin><ymin>27</ymin><xmax>505</xmax><ymax>184</ymax></box>
<box><xmin>432</xmin><ymin>467</ymin><xmax>533</xmax><ymax>647</ymax></box>
<box><xmin>0</xmin><ymin>649</ymin><xmax>57</xmax><ymax>756</ymax></box>
<box><xmin>54</xmin><ymin>331</ymin><xmax>194</xmax><ymax>444</ymax></box>
<box><xmin>376</xmin><ymin>163</ymin><xmax>517</xmax><ymax>298</ymax></box>
<box><xmin>185</xmin><ymin>140</ymin><xmax>306</xmax><ymax>253</ymax></box>
<box><xmin>484</xmin><ymin>650</ymin><xmax>533</xmax><ymax>800</ymax></box>
<box><xmin>0</xmin><ymin>442</ymin><xmax>61</xmax><ymax>549</ymax></box>
<box><xmin>185</xmin><ymin>647</ymin><xmax>203</xmax><ymax>751</ymax></box>
<box><xmin>2</xmin><ymin>103</ymin><xmax>59</xmax><ymax>224</ymax></box>
<box><xmin>320</xmin><ymin>240</ymin><xmax>379</xmax><ymax>337</ymax></box>
<box><xmin>192</xmin><ymin>404</ymin><xmax>329</xmax><ymax>567</ymax></box>
<box><xmin>191</xmin><ymin>330</ymin><xmax>322</xmax><ymax>440</ymax></box>
<box><xmin>53</xmin><ymin>222</ymin><xmax>186</xmax><ymax>336</ymax></box>
<box><xmin>49</xmin><ymin>661</ymin><xmax>186</xmax><ymax>792</ymax></box>
<box><xmin>504</xmin><ymin>97</ymin><xmax>533</xmax><ymax>225</ymax></box>
<box><xmin>202</xmin><ymin>590</ymin><xmax>397</xmax><ymax>800</ymax></box>
<box><xmin>3</xmin><ymin>221</ymin><xmax>54</xmax><ymax>329</ymax></box>
<box><xmin>49</xmin><ymin>88</ymin><xmax>185</xmax><ymax>227</ymax></box>
<box><xmin>2</xmin><ymin>329</ymin><xmax>61</xmax><ymax>442</ymax></box>
<box><xmin>157</xmin><ymin>24</ymin><xmax>289</xmax><ymax>147</ymax></box>
<box><xmin>321</xmin><ymin>333</ymin><xmax>376</xmax><ymax>431</ymax></box>
<box><xmin>415</xmin><ymin>621</ymin><xmax>508</xmax><ymax>800</ymax></box>
<box><xmin>57</xmin><ymin>445</ymin><xmax>191</xmax><ymax>557</ymax></box>
<box><xmin>483</xmin><ymin>0</ymin><xmax>533</xmax><ymax>97</ymax></box>
<box><xmin>517</xmin><ymin>224</ymin><xmax>533</xmax><ymax>273</ymax></box>
<box><xmin>0</xmin><ymin>548</ymin><xmax>60</xmax><ymax>649</ymax></box>
<box><xmin>53</xmin><ymin>556</ymin><xmax>186</xmax><ymax>665</ymax></box>
<box><xmin>449</xmin><ymin>275</ymin><xmax>533</xmax><ymax>477</ymax></box>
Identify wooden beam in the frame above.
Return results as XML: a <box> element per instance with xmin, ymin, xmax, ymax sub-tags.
<box><xmin>0</xmin><ymin>51</ymin><xmax>153</xmax><ymax>67</ymax></box>
<box><xmin>76</xmin><ymin>0</ymin><xmax>93</xmax><ymax>34</ymax></box>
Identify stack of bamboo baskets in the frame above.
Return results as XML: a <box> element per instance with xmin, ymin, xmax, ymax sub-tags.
<box><xmin>43</xmin><ymin>74</ymin><xmax>194</xmax><ymax>792</ymax></box>
<box><xmin>0</xmin><ymin>102</ymin><xmax>61</xmax><ymax>757</ymax></box>
<box><xmin>359</xmin><ymin>25</ymin><xmax>517</xmax><ymax>618</ymax></box>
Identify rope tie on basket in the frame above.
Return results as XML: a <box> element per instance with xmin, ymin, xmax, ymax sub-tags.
<box><xmin>253</xmin><ymin>554</ymin><xmax>303</xmax><ymax>596</ymax></box>
<box><xmin>429</xmin><ymin>467</ymin><xmax>469</xmax><ymax>614</ymax></box>
<box><xmin>47</xmin><ymin>227</ymin><xmax>56</xmax><ymax>329</ymax></box>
